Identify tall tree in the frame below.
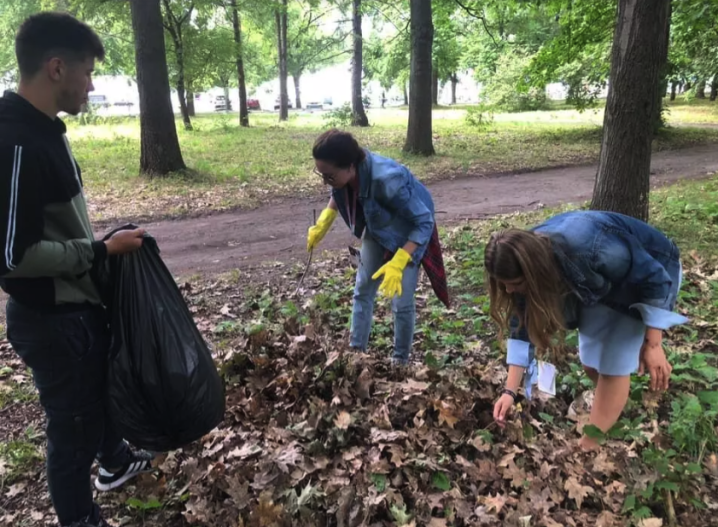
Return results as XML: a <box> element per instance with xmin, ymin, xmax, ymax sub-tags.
<box><xmin>651</xmin><ymin>0</ymin><xmax>671</xmax><ymax>133</ymax></box>
<box><xmin>591</xmin><ymin>0</ymin><xmax>671</xmax><ymax>220</ymax></box>
<box><xmin>403</xmin><ymin>0</ymin><xmax>434</xmax><ymax>155</ymax></box>
<box><xmin>286</xmin><ymin>5</ymin><xmax>348</xmax><ymax>110</ymax></box>
<box><xmin>276</xmin><ymin>0</ymin><xmax>289</xmax><ymax>121</ymax></box>
<box><xmin>162</xmin><ymin>0</ymin><xmax>195</xmax><ymax>131</ymax></box>
<box><xmin>351</xmin><ymin>0</ymin><xmax>369</xmax><ymax>126</ymax></box>
<box><xmin>230</xmin><ymin>0</ymin><xmax>250</xmax><ymax>126</ymax></box>
<box><xmin>129</xmin><ymin>0</ymin><xmax>186</xmax><ymax>176</ymax></box>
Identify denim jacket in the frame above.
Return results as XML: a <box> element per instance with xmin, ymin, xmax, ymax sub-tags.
<box><xmin>332</xmin><ymin>150</ymin><xmax>435</xmax><ymax>264</ymax></box>
<box><xmin>507</xmin><ymin>211</ymin><xmax>688</xmax><ymax>376</ymax></box>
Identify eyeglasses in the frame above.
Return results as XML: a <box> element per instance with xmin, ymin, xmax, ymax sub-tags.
<box><xmin>313</xmin><ymin>167</ymin><xmax>335</xmax><ymax>183</ymax></box>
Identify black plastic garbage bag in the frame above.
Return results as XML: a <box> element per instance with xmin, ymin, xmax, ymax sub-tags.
<box><xmin>99</xmin><ymin>226</ymin><xmax>225</xmax><ymax>452</ymax></box>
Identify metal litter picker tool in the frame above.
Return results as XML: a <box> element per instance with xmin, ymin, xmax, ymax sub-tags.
<box><xmin>294</xmin><ymin>209</ymin><xmax>317</xmax><ymax>296</ymax></box>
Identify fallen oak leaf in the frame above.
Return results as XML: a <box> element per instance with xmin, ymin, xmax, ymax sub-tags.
<box><xmin>370</xmin><ymin>428</ymin><xmax>407</xmax><ymax>443</ymax></box>
<box><xmin>334</xmin><ymin>411</ymin><xmax>351</xmax><ymax>430</ymax></box>
<box><xmin>401</xmin><ymin>379</ymin><xmax>429</xmax><ymax>396</ymax></box>
<box><xmin>224</xmin><ymin>476</ymin><xmax>251</xmax><ymax>510</ymax></box>
<box><xmin>596</xmin><ymin>511</ymin><xmax>617</xmax><ymax>527</ymax></box>
<box><xmin>355</xmin><ymin>368</ymin><xmax>372</xmax><ymax>401</ymax></box>
<box><xmin>469</xmin><ymin>434</ymin><xmax>491</xmax><ymax>452</ymax></box>
<box><xmin>251</xmin><ymin>491</ymin><xmax>284</xmax><ymax>526</ymax></box>
<box><xmin>274</xmin><ymin>442</ymin><xmax>303</xmax><ymax>473</ymax></box>
<box><xmin>564</xmin><ymin>476</ymin><xmax>593</xmax><ymax>509</ymax></box>
<box><xmin>182</xmin><ymin>495</ymin><xmax>212</xmax><ymax>524</ymax></box>
<box><xmin>228</xmin><ymin>443</ymin><xmax>263</xmax><ymax>460</ymax></box>
<box><xmin>5</xmin><ymin>482</ymin><xmax>26</xmax><ymax>498</ymax></box>
<box><xmin>483</xmin><ymin>493</ymin><xmax>507</xmax><ymax>514</ymax></box>
<box><xmin>433</xmin><ymin>400</ymin><xmax>460</xmax><ymax>429</ymax></box>
<box><xmin>637</xmin><ymin>520</ymin><xmax>663</xmax><ymax>527</ymax></box>
<box><xmin>593</xmin><ymin>450</ymin><xmax>617</xmax><ymax>475</ymax></box>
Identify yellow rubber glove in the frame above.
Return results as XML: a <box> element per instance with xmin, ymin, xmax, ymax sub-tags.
<box><xmin>372</xmin><ymin>248</ymin><xmax>412</xmax><ymax>298</ymax></box>
<box><xmin>307</xmin><ymin>208</ymin><xmax>338</xmax><ymax>251</ymax></box>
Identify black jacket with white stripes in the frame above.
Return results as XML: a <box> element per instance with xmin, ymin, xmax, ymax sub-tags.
<box><xmin>0</xmin><ymin>91</ymin><xmax>107</xmax><ymax>309</ymax></box>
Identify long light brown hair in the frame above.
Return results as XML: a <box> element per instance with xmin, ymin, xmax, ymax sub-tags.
<box><xmin>484</xmin><ymin>229</ymin><xmax>569</xmax><ymax>355</ymax></box>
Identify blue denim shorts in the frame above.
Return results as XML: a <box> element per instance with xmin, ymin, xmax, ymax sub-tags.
<box><xmin>578</xmin><ymin>263</ymin><xmax>684</xmax><ymax>376</ymax></box>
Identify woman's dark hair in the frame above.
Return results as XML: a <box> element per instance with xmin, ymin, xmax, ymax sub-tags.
<box><xmin>16</xmin><ymin>12</ymin><xmax>105</xmax><ymax>78</ymax></box>
<box><xmin>312</xmin><ymin>129</ymin><xmax>366</xmax><ymax>168</ymax></box>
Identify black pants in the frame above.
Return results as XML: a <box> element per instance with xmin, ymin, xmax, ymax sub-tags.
<box><xmin>7</xmin><ymin>300</ymin><xmax>130</xmax><ymax>526</ymax></box>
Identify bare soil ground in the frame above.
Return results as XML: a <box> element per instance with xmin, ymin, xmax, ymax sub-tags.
<box><xmin>132</xmin><ymin>144</ymin><xmax>718</xmax><ymax>275</ymax></box>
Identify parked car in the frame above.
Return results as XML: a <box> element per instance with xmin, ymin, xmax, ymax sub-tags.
<box><xmin>306</xmin><ymin>101</ymin><xmax>323</xmax><ymax>110</ymax></box>
<box><xmin>247</xmin><ymin>98</ymin><xmax>261</xmax><ymax>110</ymax></box>
<box><xmin>273</xmin><ymin>97</ymin><xmax>294</xmax><ymax>110</ymax></box>
<box><xmin>214</xmin><ymin>95</ymin><xmax>232</xmax><ymax>112</ymax></box>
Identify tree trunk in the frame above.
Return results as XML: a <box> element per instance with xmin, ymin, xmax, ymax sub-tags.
<box><xmin>591</xmin><ymin>0</ymin><xmax>671</xmax><ymax>221</ymax></box>
<box><xmin>186</xmin><ymin>90</ymin><xmax>195</xmax><ymax>116</ymax></box>
<box><xmin>403</xmin><ymin>0</ymin><xmax>434</xmax><ymax>156</ymax></box>
<box><xmin>450</xmin><ymin>73</ymin><xmax>458</xmax><ymax>105</ymax></box>
<box><xmin>176</xmin><ymin>82</ymin><xmax>192</xmax><ymax>130</ymax></box>
<box><xmin>403</xmin><ymin>83</ymin><xmax>408</xmax><ymax>106</ymax></box>
<box><xmin>231</xmin><ymin>0</ymin><xmax>249</xmax><ymax>127</ymax></box>
<box><xmin>276</xmin><ymin>2</ymin><xmax>289</xmax><ymax>121</ymax></box>
<box><xmin>431</xmin><ymin>62</ymin><xmax>439</xmax><ymax>106</ymax></box>
<box><xmin>162</xmin><ymin>0</ymin><xmax>192</xmax><ymax>131</ymax></box>
<box><xmin>293</xmin><ymin>74</ymin><xmax>302</xmax><ymax>109</ymax></box>
<box><xmin>651</xmin><ymin>0</ymin><xmax>671</xmax><ymax>133</ymax></box>
<box><xmin>710</xmin><ymin>75</ymin><xmax>718</xmax><ymax>101</ymax></box>
<box><xmin>695</xmin><ymin>79</ymin><xmax>706</xmax><ymax>98</ymax></box>
<box><xmin>223</xmin><ymin>85</ymin><xmax>232</xmax><ymax>110</ymax></box>
<box><xmin>670</xmin><ymin>80</ymin><xmax>678</xmax><ymax>101</ymax></box>
<box><xmin>351</xmin><ymin>0</ymin><xmax>369</xmax><ymax>126</ymax></box>
<box><xmin>129</xmin><ymin>0</ymin><xmax>185</xmax><ymax>176</ymax></box>
<box><xmin>683</xmin><ymin>81</ymin><xmax>691</xmax><ymax>92</ymax></box>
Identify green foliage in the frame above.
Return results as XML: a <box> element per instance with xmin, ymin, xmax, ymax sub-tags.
<box><xmin>389</xmin><ymin>503</ymin><xmax>413</xmax><ymax>526</ymax></box>
<box><xmin>669</xmin><ymin>392</ymin><xmax>718</xmax><ymax>457</ymax></box>
<box><xmin>464</xmin><ymin>104</ymin><xmax>494</xmax><ymax>129</ymax></box>
<box><xmin>323</xmin><ymin>103</ymin><xmax>353</xmax><ymax>128</ymax></box>
<box><xmin>431</xmin><ymin>471</ymin><xmax>451</xmax><ymax>491</ymax></box>
<box><xmin>0</xmin><ymin>433</ymin><xmax>42</xmax><ymax>484</ymax></box>
<box><xmin>480</xmin><ymin>53</ymin><xmax>548</xmax><ymax>112</ymax></box>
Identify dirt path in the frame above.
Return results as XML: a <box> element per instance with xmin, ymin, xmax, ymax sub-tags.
<box><xmin>140</xmin><ymin>145</ymin><xmax>718</xmax><ymax>275</ymax></box>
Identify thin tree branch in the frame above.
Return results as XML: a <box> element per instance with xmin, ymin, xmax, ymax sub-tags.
<box><xmin>452</xmin><ymin>0</ymin><xmax>499</xmax><ymax>47</ymax></box>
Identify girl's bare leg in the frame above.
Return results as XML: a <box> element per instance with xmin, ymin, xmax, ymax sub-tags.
<box><xmin>579</xmin><ymin>374</ymin><xmax>630</xmax><ymax>450</ymax></box>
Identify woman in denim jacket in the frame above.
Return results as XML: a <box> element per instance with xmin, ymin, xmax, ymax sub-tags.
<box><xmin>307</xmin><ymin>130</ymin><xmax>448</xmax><ymax>364</ymax></box>
<box><xmin>484</xmin><ymin>210</ymin><xmax>687</xmax><ymax>449</ymax></box>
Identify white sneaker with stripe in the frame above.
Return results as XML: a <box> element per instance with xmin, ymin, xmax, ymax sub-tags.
<box><xmin>94</xmin><ymin>450</ymin><xmax>155</xmax><ymax>492</ymax></box>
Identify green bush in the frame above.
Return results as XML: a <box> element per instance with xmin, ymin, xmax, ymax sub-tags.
<box><xmin>464</xmin><ymin>105</ymin><xmax>495</xmax><ymax>129</ymax></box>
<box><xmin>480</xmin><ymin>52</ymin><xmax>548</xmax><ymax>112</ymax></box>
<box><xmin>323</xmin><ymin>103</ymin><xmax>353</xmax><ymax>128</ymax></box>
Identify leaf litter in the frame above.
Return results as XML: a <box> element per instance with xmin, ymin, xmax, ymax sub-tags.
<box><xmin>0</xmin><ymin>212</ymin><xmax>717</xmax><ymax>526</ymax></box>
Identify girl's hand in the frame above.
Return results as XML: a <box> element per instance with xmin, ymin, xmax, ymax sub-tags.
<box><xmin>639</xmin><ymin>339</ymin><xmax>672</xmax><ymax>391</ymax></box>
<box><xmin>493</xmin><ymin>393</ymin><xmax>515</xmax><ymax>427</ymax></box>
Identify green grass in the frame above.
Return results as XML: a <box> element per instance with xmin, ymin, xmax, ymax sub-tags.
<box><xmin>66</xmin><ymin>101</ymin><xmax>718</xmax><ymax>222</ymax></box>
<box><xmin>0</xmin><ymin>429</ymin><xmax>43</xmax><ymax>484</ymax></box>
<box><xmin>0</xmin><ymin>378</ymin><xmax>37</xmax><ymax>410</ymax></box>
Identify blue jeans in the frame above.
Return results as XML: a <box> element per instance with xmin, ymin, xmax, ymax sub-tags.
<box><xmin>6</xmin><ymin>300</ymin><xmax>131</xmax><ymax>526</ymax></box>
<box><xmin>350</xmin><ymin>235</ymin><xmax>420</xmax><ymax>363</ymax></box>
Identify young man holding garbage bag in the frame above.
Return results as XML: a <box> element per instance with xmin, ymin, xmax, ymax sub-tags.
<box><xmin>0</xmin><ymin>13</ymin><xmax>152</xmax><ymax>527</ymax></box>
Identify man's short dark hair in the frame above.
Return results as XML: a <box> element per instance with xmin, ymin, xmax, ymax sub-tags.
<box><xmin>312</xmin><ymin>129</ymin><xmax>366</xmax><ymax>168</ymax></box>
<box><xmin>15</xmin><ymin>12</ymin><xmax>105</xmax><ymax>78</ymax></box>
